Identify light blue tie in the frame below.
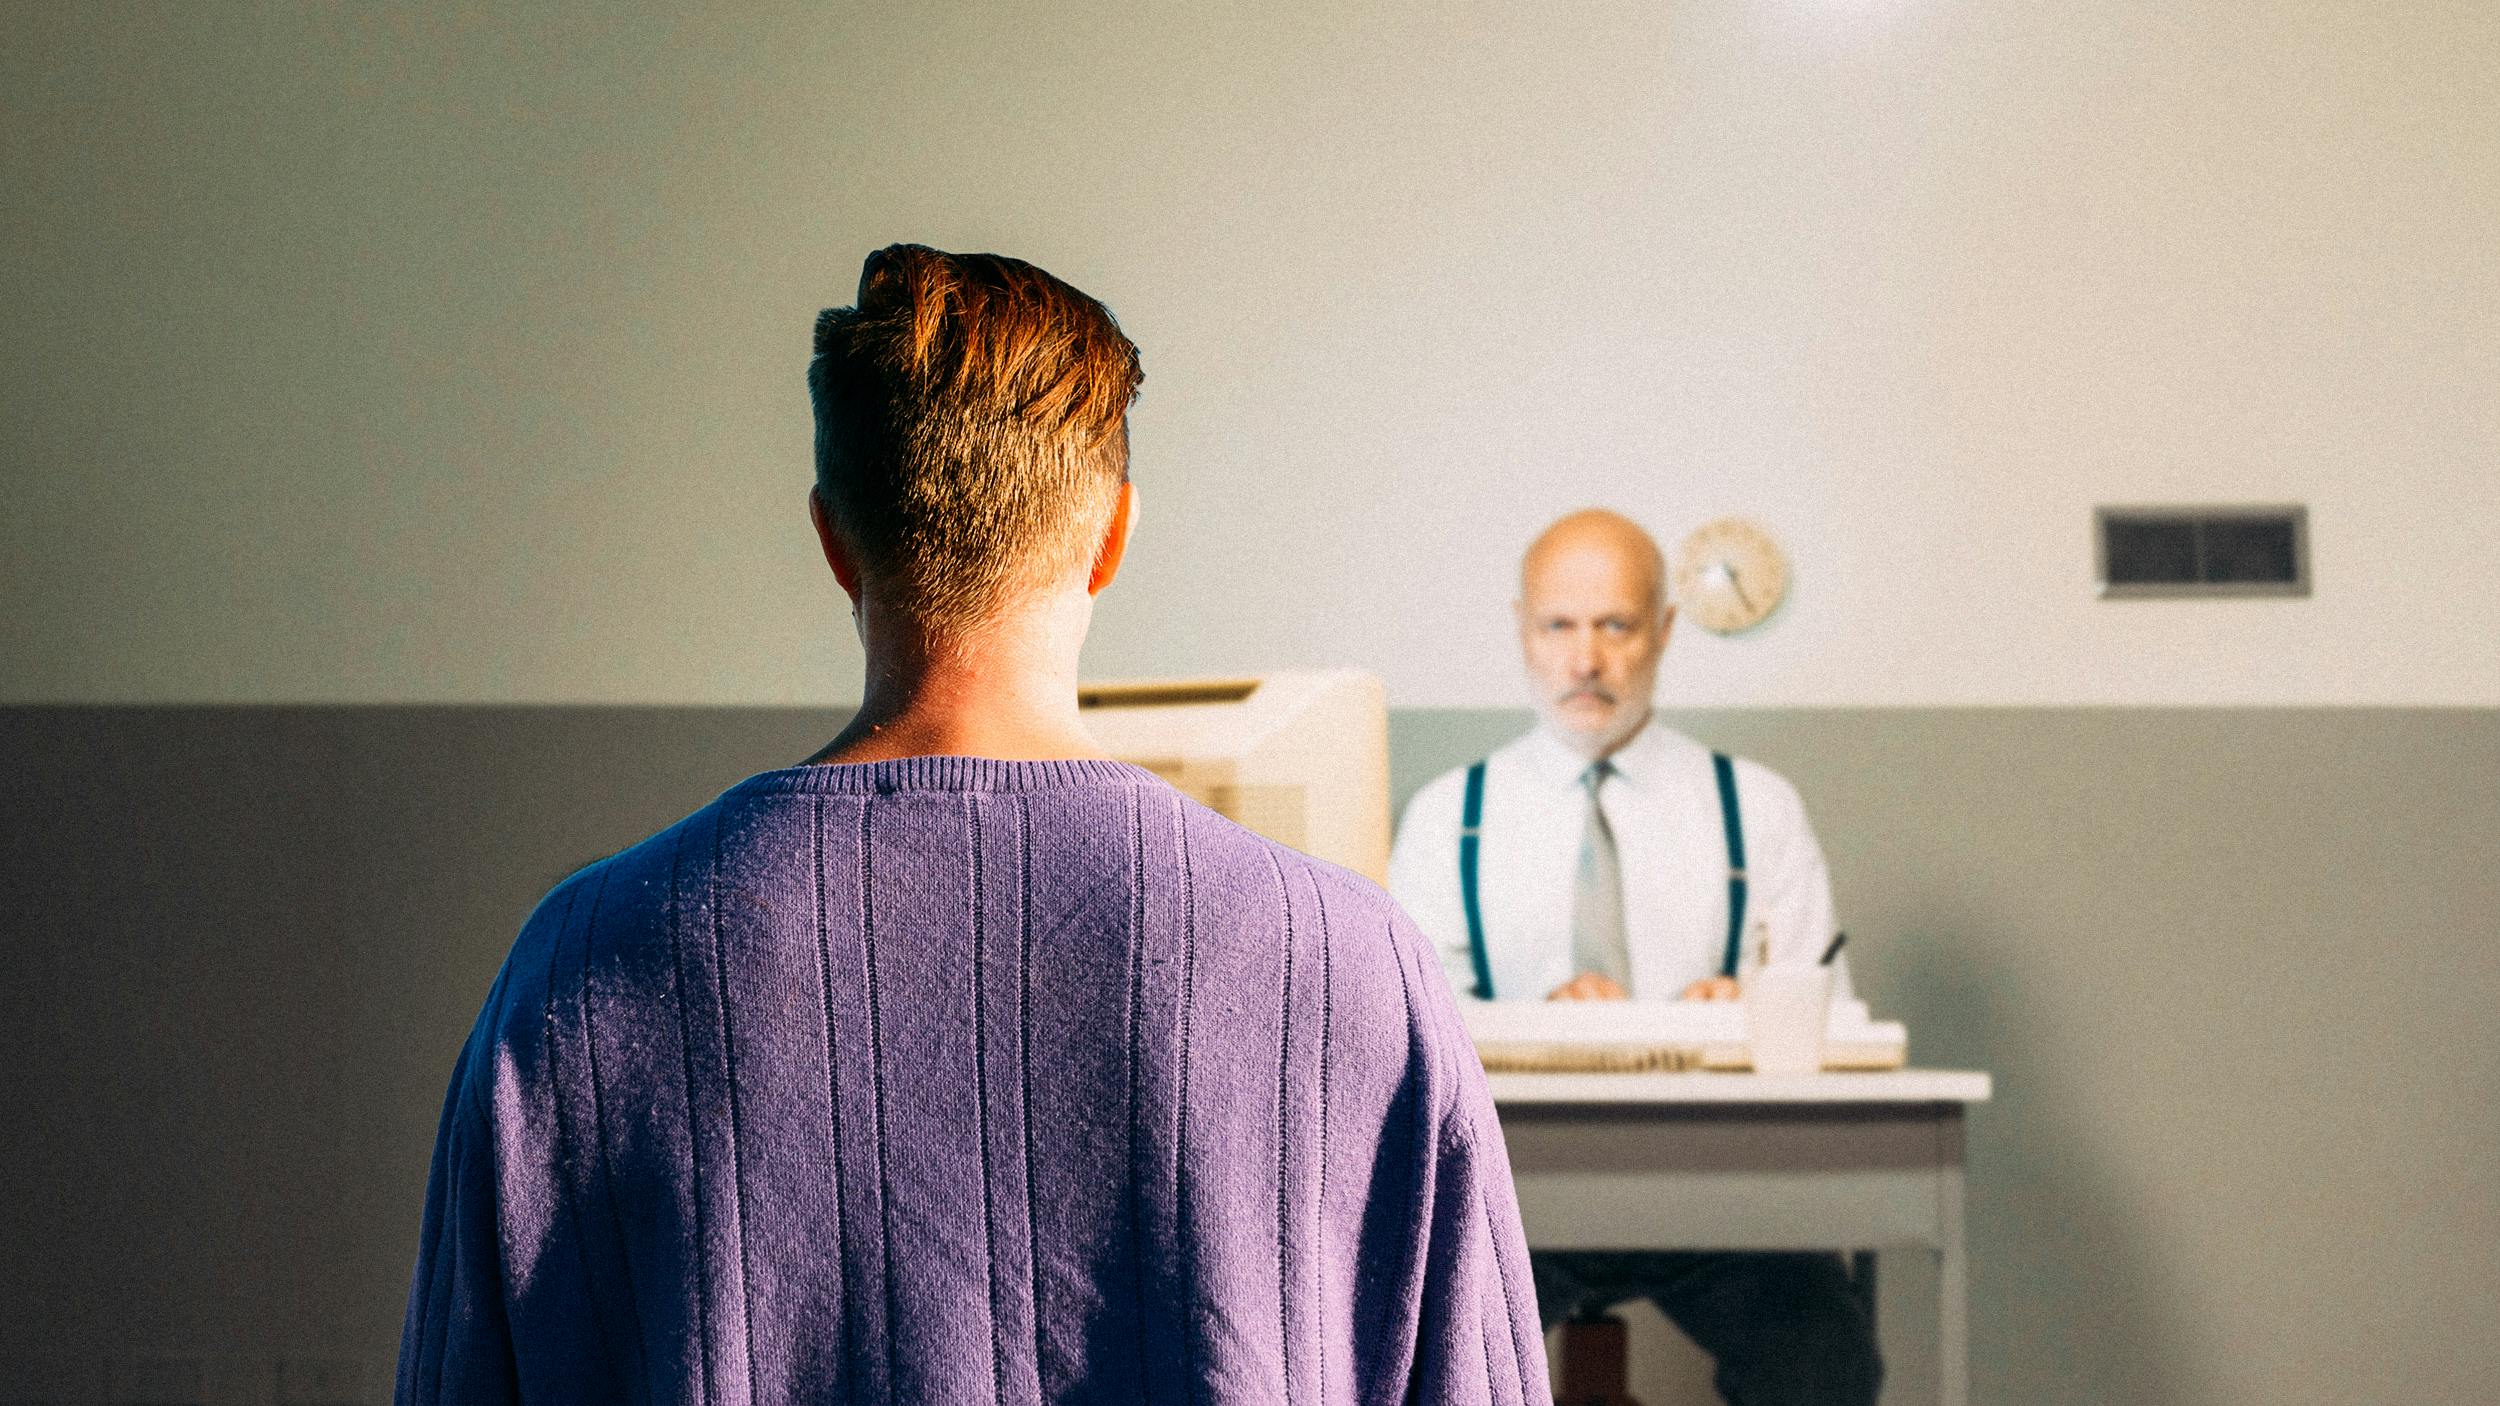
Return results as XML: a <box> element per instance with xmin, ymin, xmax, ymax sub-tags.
<box><xmin>1571</xmin><ymin>759</ymin><xmax>1630</xmax><ymax>991</ymax></box>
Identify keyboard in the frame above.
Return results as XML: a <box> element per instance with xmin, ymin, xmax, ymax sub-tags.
<box><xmin>1460</xmin><ymin>997</ymin><xmax>1909</xmax><ymax>1073</ymax></box>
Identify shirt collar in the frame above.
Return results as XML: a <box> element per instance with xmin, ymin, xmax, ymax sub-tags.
<box><xmin>1527</xmin><ymin>711</ymin><xmax>1694</xmax><ymax>790</ymax></box>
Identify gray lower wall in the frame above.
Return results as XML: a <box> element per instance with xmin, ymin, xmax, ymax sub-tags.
<box><xmin>4</xmin><ymin>707</ymin><xmax>2496</xmax><ymax>1404</ymax></box>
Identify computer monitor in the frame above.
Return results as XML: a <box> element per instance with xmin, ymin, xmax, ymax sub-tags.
<box><xmin>1078</xmin><ymin>670</ymin><xmax>1391</xmax><ymax>883</ymax></box>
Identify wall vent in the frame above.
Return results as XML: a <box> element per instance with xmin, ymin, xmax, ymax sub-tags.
<box><xmin>2096</xmin><ymin>504</ymin><xmax>2309</xmax><ymax>598</ymax></box>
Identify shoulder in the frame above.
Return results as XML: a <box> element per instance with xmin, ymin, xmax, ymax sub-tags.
<box><xmin>503</xmin><ymin>803</ymin><xmax>678</xmax><ymax>943</ymax></box>
<box><xmin>1642</xmin><ymin>722</ymin><xmax>1803</xmax><ymax>811</ymax></box>
<box><xmin>473</xmin><ymin>790</ymin><xmax>807</xmax><ymax>1080</ymax></box>
<box><xmin>1168</xmin><ymin>789</ymin><xmax>1462</xmax><ymax>1045</ymax></box>
<box><xmin>1167</xmin><ymin>791</ymin><xmax>1430</xmax><ymax>971</ymax></box>
<box><xmin>547</xmin><ymin>800</ymin><xmax>717</xmax><ymax>926</ymax></box>
<box><xmin>1700</xmin><ymin>751</ymin><xmax>1818</xmax><ymax>852</ymax></box>
<box><xmin>496</xmin><ymin>797</ymin><xmax>731</xmax><ymax>1003</ymax></box>
<box><xmin>1724</xmin><ymin>752</ymin><xmax>1808</xmax><ymax>816</ymax></box>
<box><xmin>1170</xmin><ymin>788</ymin><xmax>1398</xmax><ymax>920</ymax></box>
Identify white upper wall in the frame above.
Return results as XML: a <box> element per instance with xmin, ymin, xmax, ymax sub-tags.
<box><xmin>5</xmin><ymin>1</ymin><xmax>2494</xmax><ymax>706</ymax></box>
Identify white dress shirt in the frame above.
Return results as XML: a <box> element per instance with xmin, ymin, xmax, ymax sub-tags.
<box><xmin>1387</xmin><ymin>718</ymin><xmax>1847</xmax><ymax>1003</ymax></box>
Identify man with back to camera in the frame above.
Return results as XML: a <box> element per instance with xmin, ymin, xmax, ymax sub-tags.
<box><xmin>397</xmin><ymin>244</ymin><xmax>1550</xmax><ymax>1404</ymax></box>
<box><xmin>1386</xmin><ymin>509</ymin><xmax>1879</xmax><ymax>1406</ymax></box>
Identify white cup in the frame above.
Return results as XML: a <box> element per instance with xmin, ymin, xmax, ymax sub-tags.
<box><xmin>1743</xmin><ymin>964</ymin><xmax>1834</xmax><ymax>1075</ymax></box>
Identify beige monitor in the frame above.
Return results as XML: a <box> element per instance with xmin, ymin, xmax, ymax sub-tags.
<box><xmin>1079</xmin><ymin>670</ymin><xmax>1391</xmax><ymax>883</ymax></box>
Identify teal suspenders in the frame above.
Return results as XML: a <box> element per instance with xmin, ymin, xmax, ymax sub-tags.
<box><xmin>1454</xmin><ymin>750</ymin><xmax>1749</xmax><ymax>994</ymax></box>
<box><xmin>1712</xmin><ymin>751</ymin><xmax>1749</xmax><ymax>979</ymax></box>
<box><xmin>1459</xmin><ymin>761</ymin><xmax>1495</xmax><ymax>999</ymax></box>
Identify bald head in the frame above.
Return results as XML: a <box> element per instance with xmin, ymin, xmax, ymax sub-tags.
<box><xmin>1520</xmin><ymin>509</ymin><xmax>1666</xmax><ymax>613</ymax></box>
<box><xmin>1515</xmin><ymin>509</ymin><xmax>1675</xmax><ymax>758</ymax></box>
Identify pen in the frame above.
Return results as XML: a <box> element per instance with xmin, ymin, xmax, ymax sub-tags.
<box><xmin>1818</xmin><ymin>931</ymin><xmax>1848</xmax><ymax>966</ymax></box>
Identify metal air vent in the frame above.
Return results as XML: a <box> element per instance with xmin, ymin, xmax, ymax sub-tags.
<box><xmin>2096</xmin><ymin>504</ymin><xmax>2309</xmax><ymax>598</ymax></box>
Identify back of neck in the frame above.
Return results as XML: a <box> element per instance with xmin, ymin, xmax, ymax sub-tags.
<box><xmin>806</xmin><ymin>598</ymin><xmax>1103</xmax><ymax>765</ymax></box>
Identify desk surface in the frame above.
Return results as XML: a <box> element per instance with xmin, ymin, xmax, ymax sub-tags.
<box><xmin>1487</xmin><ymin>1068</ymin><xmax>1992</xmax><ymax>1106</ymax></box>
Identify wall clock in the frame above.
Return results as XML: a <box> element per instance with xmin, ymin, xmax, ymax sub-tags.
<box><xmin>1672</xmin><ymin>517</ymin><xmax>1788</xmax><ymax>634</ymax></box>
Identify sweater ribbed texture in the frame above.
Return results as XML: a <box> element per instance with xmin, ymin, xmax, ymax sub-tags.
<box><xmin>397</xmin><ymin>758</ymin><xmax>1548</xmax><ymax>1405</ymax></box>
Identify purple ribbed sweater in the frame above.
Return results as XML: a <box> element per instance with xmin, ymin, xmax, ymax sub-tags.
<box><xmin>398</xmin><ymin>757</ymin><xmax>1549</xmax><ymax>1405</ymax></box>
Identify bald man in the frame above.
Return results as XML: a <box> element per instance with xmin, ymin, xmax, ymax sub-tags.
<box><xmin>1386</xmin><ymin>509</ymin><xmax>1880</xmax><ymax>1406</ymax></box>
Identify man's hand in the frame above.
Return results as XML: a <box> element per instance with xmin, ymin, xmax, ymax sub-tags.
<box><xmin>1545</xmin><ymin>972</ymin><xmax>1629</xmax><ymax>1002</ymax></box>
<box><xmin>1680</xmin><ymin>975</ymin><xmax>1741</xmax><ymax>1002</ymax></box>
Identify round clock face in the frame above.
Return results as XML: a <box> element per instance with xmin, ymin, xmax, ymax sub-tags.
<box><xmin>1672</xmin><ymin>518</ymin><xmax>1788</xmax><ymax>634</ymax></box>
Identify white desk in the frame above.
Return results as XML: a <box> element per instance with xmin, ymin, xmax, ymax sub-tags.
<box><xmin>1488</xmin><ymin>1070</ymin><xmax>1991</xmax><ymax>1406</ymax></box>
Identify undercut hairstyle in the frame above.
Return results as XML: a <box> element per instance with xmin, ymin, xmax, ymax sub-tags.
<box><xmin>808</xmin><ymin>244</ymin><xmax>1144</xmax><ymax>637</ymax></box>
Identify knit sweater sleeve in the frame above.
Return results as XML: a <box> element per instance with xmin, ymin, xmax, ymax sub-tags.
<box><xmin>394</xmin><ymin>1023</ymin><xmax>521</xmax><ymax>1404</ymax></box>
<box><xmin>1407</xmin><ymin>1085</ymin><xmax>1552</xmax><ymax>1406</ymax></box>
<box><xmin>1388</xmin><ymin>894</ymin><xmax>1551</xmax><ymax>1406</ymax></box>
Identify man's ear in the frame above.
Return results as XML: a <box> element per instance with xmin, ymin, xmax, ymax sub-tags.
<box><xmin>1656</xmin><ymin>601</ymin><xmax>1677</xmax><ymax>648</ymax></box>
<box><xmin>1087</xmin><ymin>482</ymin><xmax>1139</xmax><ymax>597</ymax></box>
<box><xmin>809</xmin><ymin>489</ymin><xmax>863</xmax><ymax>604</ymax></box>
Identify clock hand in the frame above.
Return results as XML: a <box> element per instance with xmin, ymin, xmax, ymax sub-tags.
<box><xmin>1722</xmin><ymin>564</ymin><xmax>1757</xmax><ymax>613</ymax></box>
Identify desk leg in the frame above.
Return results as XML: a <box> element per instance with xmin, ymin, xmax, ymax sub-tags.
<box><xmin>1938</xmin><ymin>1111</ymin><xmax>1968</xmax><ymax>1406</ymax></box>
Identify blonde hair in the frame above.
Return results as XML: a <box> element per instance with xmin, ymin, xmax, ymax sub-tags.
<box><xmin>808</xmin><ymin>244</ymin><xmax>1144</xmax><ymax>635</ymax></box>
